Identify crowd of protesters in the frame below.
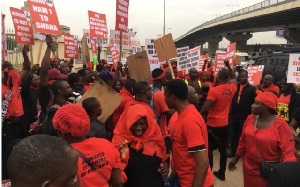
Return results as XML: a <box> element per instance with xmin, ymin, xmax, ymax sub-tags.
<box><xmin>2</xmin><ymin>34</ymin><xmax>300</xmax><ymax>187</ymax></box>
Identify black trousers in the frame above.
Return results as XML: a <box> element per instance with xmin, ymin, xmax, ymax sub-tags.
<box><xmin>208</xmin><ymin>125</ymin><xmax>228</xmax><ymax>175</ymax></box>
<box><xmin>229</xmin><ymin>117</ymin><xmax>246</xmax><ymax>155</ymax></box>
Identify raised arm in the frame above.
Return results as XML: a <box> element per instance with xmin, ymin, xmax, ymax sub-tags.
<box><xmin>40</xmin><ymin>35</ymin><xmax>53</xmax><ymax>87</ymax></box>
<box><xmin>19</xmin><ymin>45</ymin><xmax>31</xmax><ymax>80</ymax></box>
<box><xmin>224</xmin><ymin>60</ymin><xmax>237</xmax><ymax>85</ymax></box>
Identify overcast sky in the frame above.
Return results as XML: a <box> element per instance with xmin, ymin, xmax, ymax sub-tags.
<box><xmin>2</xmin><ymin>0</ymin><xmax>287</xmax><ymax>47</ymax></box>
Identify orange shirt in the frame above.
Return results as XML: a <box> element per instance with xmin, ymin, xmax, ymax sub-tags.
<box><xmin>153</xmin><ymin>90</ymin><xmax>170</xmax><ymax>137</ymax></box>
<box><xmin>206</xmin><ymin>83</ymin><xmax>237</xmax><ymax>127</ymax></box>
<box><xmin>172</xmin><ymin>105</ymin><xmax>214</xmax><ymax>187</ymax></box>
<box><xmin>71</xmin><ymin>138</ymin><xmax>121</xmax><ymax>187</ymax></box>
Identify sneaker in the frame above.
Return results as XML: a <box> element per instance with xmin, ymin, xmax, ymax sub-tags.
<box><xmin>213</xmin><ymin>171</ymin><xmax>225</xmax><ymax>181</ymax></box>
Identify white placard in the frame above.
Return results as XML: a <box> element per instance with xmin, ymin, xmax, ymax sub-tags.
<box><xmin>287</xmin><ymin>54</ymin><xmax>300</xmax><ymax>83</ymax></box>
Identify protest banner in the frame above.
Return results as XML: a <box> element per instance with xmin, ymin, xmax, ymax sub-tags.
<box><xmin>90</xmin><ymin>37</ymin><xmax>97</xmax><ymax>56</ymax></box>
<box><xmin>110</xmin><ymin>44</ymin><xmax>119</xmax><ymax>69</ymax></box>
<box><xmin>176</xmin><ymin>46</ymin><xmax>189</xmax><ymax>71</ymax></box>
<box><xmin>109</xmin><ymin>29</ymin><xmax>132</xmax><ymax>50</ymax></box>
<box><xmin>77</xmin><ymin>80</ymin><xmax>123</xmax><ymax>123</ymax></box>
<box><xmin>2</xmin><ymin>14</ymin><xmax>7</xmax><ymax>63</ymax></box>
<box><xmin>127</xmin><ymin>51</ymin><xmax>152</xmax><ymax>81</ymax></box>
<box><xmin>199</xmin><ymin>55</ymin><xmax>209</xmax><ymax>71</ymax></box>
<box><xmin>287</xmin><ymin>54</ymin><xmax>300</xmax><ymax>83</ymax></box>
<box><xmin>154</xmin><ymin>33</ymin><xmax>177</xmax><ymax>79</ymax></box>
<box><xmin>10</xmin><ymin>7</ymin><xmax>34</xmax><ymax>45</ymax></box>
<box><xmin>247</xmin><ymin>65</ymin><xmax>265</xmax><ymax>85</ymax></box>
<box><xmin>88</xmin><ymin>10</ymin><xmax>108</xmax><ymax>39</ymax></box>
<box><xmin>64</xmin><ymin>34</ymin><xmax>78</xmax><ymax>59</ymax></box>
<box><xmin>185</xmin><ymin>46</ymin><xmax>200</xmax><ymax>71</ymax></box>
<box><xmin>115</xmin><ymin>0</ymin><xmax>129</xmax><ymax>33</ymax></box>
<box><xmin>145</xmin><ymin>39</ymin><xmax>160</xmax><ymax>71</ymax></box>
<box><xmin>213</xmin><ymin>50</ymin><xmax>227</xmax><ymax>76</ymax></box>
<box><xmin>226</xmin><ymin>42</ymin><xmax>236</xmax><ymax>66</ymax></box>
<box><xmin>27</xmin><ymin>0</ymin><xmax>61</xmax><ymax>35</ymax></box>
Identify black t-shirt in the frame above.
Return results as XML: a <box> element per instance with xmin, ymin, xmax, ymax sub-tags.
<box><xmin>86</xmin><ymin>117</ymin><xmax>107</xmax><ymax>139</ymax></box>
<box><xmin>293</xmin><ymin>107</ymin><xmax>300</xmax><ymax>123</ymax></box>
<box><xmin>124</xmin><ymin>147</ymin><xmax>164</xmax><ymax>187</ymax></box>
<box><xmin>267</xmin><ymin>161</ymin><xmax>300</xmax><ymax>187</ymax></box>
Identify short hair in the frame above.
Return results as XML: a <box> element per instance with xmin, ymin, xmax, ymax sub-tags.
<box><xmin>77</xmin><ymin>69</ymin><xmax>87</xmax><ymax>77</ymax></box>
<box><xmin>124</xmin><ymin>79</ymin><xmax>136</xmax><ymax>90</ymax></box>
<box><xmin>238</xmin><ymin>69</ymin><xmax>248</xmax><ymax>76</ymax></box>
<box><xmin>134</xmin><ymin>81</ymin><xmax>148</xmax><ymax>94</ymax></box>
<box><xmin>82</xmin><ymin>97</ymin><xmax>99</xmax><ymax>115</ymax></box>
<box><xmin>51</xmin><ymin>80</ymin><xmax>67</xmax><ymax>96</ymax></box>
<box><xmin>152</xmin><ymin>68</ymin><xmax>163</xmax><ymax>78</ymax></box>
<box><xmin>217</xmin><ymin>68</ymin><xmax>230</xmax><ymax>81</ymax></box>
<box><xmin>7</xmin><ymin>135</ymin><xmax>77</xmax><ymax>185</ymax></box>
<box><xmin>165</xmin><ymin>79</ymin><xmax>188</xmax><ymax>101</ymax></box>
<box><xmin>59</xmin><ymin>66</ymin><xmax>69</xmax><ymax>73</ymax></box>
<box><xmin>68</xmin><ymin>73</ymin><xmax>82</xmax><ymax>86</ymax></box>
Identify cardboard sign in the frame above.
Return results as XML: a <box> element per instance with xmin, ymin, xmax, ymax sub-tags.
<box><xmin>115</xmin><ymin>0</ymin><xmax>129</xmax><ymax>33</ymax></box>
<box><xmin>177</xmin><ymin>46</ymin><xmax>189</xmax><ymax>71</ymax></box>
<box><xmin>247</xmin><ymin>65</ymin><xmax>265</xmax><ymax>85</ymax></box>
<box><xmin>10</xmin><ymin>8</ymin><xmax>34</xmax><ymax>45</ymax></box>
<box><xmin>27</xmin><ymin>0</ymin><xmax>61</xmax><ymax>35</ymax></box>
<box><xmin>186</xmin><ymin>46</ymin><xmax>201</xmax><ymax>71</ymax></box>
<box><xmin>90</xmin><ymin>37</ymin><xmax>97</xmax><ymax>55</ymax></box>
<box><xmin>77</xmin><ymin>80</ymin><xmax>123</xmax><ymax>123</ymax></box>
<box><xmin>199</xmin><ymin>55</ymin><xmax>209</xmax><ymax>71</ymax></box>
<box><xmin>287</xmin><ymin>54</ymin><xmax>300</xmax><ymax>83</ymax></box>
<box><xmin>110</xmin><ymin>44</ymin><xmax>119</xmax><ymax>69</ymax></box>
<box><xmin>2</xmin><ymin>14</ymin><xmax>7</xmax><ymax>63</ymax></box>
<box><xmin>109</xmin><ymin>30</ymin><xmax>132</xmax><ymax>50</ymax></box>
<box><xmin>127</xmin><ymin>51</ymin><xmax>152</xmax><ymax>81</ymax></box>
<box><xmin>154</xmin><ymin>33</ymin><xmax>177</xmax><ymax>62</ymax></box>
<box><xmin>88</xmin><ymin>10</ymin><xmax>108</xmax><ymax>39</ymax></box>
<box><xmin>2</xmin><ymin>179</ymin><xmax>11</xmax><ymax>187</ymax></box>
<box><xmin>64</xmin><ymin>34</ymin><xmax>78</xmax><ymax>59</ymax></box>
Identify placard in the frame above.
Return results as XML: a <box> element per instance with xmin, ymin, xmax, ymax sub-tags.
<box><xmin>115</xmin><ymin>0</ymin><xmax>129</xmax><ymax>33</ymax></box>
<box><xmin>199</xmin><ymin>55</ymin><xmax>209</xmax><ymax>71</ymax></box>
<box><xmin>10</xmin><ymin>7</ymin><xmax>34</xmax><ymax>45</ymax></box>
<box><xmin>107</xmin><ymin>55</ymin><xmax>113</xmax><ymax>64</ymax></box>
<box><xmin>90</xmin><ymin>37</ymin><xmax>97</xmax><ymax>56</ymax></box>
<box><xmin>145</xmin><ymin>39</ymin><xmax>161</xmax><ymax>71</ymax></box>
<box><xmin>77</xmin><ymin>80</ymin><xmax>123</xmax><ymax>123</ymax></box>
<box><xmin>226</xmin><ymin>42</ymin><xmax>236</xmax><ymax>66</ymax></box>
<box><xmin>27</xmin><ymin>0</ymin><xmax>61</xmax><ymax>35</ymax></box>
<box><xmin>109</xmin><ymin>30</ymin><xmax>132</xmax><ymax>50</ymax></box>
<box><xmin>247</xmin><ymin>65</ymin><xmax>265</xmax><ymax>85</ymax></box>
<box><xmin>176</xmin><ymin>46</ymin><xmax>189</xmax><ymax>71</ymax></box>
<box><xmin>287</xmin><ymin>54</ymin><xmax>300</xmax><ymax>83</ymax></box>
<box><xmin>88</xmin><ymin>10</ymin><xmax>108</xmax><ymax>39</ymax></box>
<box><xmin>186</xmin><ymin>46</ymin><xmax>201</xmax><ymax>71</ymax></box>
<box><xmin>154</xmin><ymin>33</ymin><xmax>177</xmax><ymax>62</ymax></box>
<box><xmin>126</xmin><ymin>51</ymin><xmax>152</xmax><ymax>81</ymax></box>
<box><xmin>64</xmin><ymin>34</ymin><xmax>78</xmax><ymax>59</ymax></box>
<box><xmin>110</xmin><ymin>44</ymin><xmax>119</xmax><ymax>69</ymax></box>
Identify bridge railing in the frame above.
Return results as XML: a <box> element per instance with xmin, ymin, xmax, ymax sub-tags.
<box><xmin>181</xmin><ymin>0</ymin><xmax>295</xmax><ymax>39</ymax></box>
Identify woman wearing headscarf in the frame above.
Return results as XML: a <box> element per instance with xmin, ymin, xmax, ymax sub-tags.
<box><xmin>112</xmin><ymin>104</ymin><xmax>169</xmax><ymax>187</ymax></box>
<box><xmin>228</xmin><ymin>91</ymin><xmax>296</xmax><ymax>187</ymax></box>
<box><xmin>53</xmin><ymin>104</ymin><xmax>123</xmax><ymax>187</ymax></box>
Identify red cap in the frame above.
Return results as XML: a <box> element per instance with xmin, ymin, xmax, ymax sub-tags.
<box><xmin>48</xmin><ymin>68</ymin><xmax>67</xmax><ymax>80</ymax></box>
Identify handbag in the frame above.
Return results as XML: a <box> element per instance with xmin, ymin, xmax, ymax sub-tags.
<box><xmin>254</xmin><ymin>116</ymin><xmax>281</xmax><ymax>179</ymax></box>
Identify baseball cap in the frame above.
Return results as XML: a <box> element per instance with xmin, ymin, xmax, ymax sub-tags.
<box><xmin>48</xmin><ymin>68</ymin><xmax>67</xmax><ymax>80</ymax></box>
<box><xmin>98</xmin><ymin>70</ymin><xmax>117</xmax><ymax>81</ymax></box>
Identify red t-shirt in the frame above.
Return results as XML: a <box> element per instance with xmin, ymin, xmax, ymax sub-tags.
<box><xmin>84</xmin><ymin>83</ymin><xmax>92</xmax><ymax>93</ymax></box>
<box><xmin>172</xmin><ymin>105</ymin><xmax>214</xmax><ymax>187</ymax></box>
<box><xmin>206</xmin><ymin>83</ymin><xmax>237</xmax><ymax>127</ymax></box>
<box><xmin>153</xmin><ymin>90</ymin><xmax>170</xmax><ymax>137</ymax></box>
<box><xmin>261</xmin><ymin>83</ymin><xmax>280</xmax><ymax>94</ymax></box>
<box><xmin>71</xmin><ymin>138</ymin><xmax>121</xmax><ymax>187</ymax></box>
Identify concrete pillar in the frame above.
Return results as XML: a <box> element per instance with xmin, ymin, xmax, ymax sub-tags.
<box><xmin>284</xmin><ymin>28</ymin><xmax>300</xmax><ymax>44</ymax></box>
<box><xmin>225</xmin><ymin>32</ymin><xmax>253</xmax><ymax>49</ymax></box>
<box><xmin>205</xmin><ymin>36</ymin><xmax>222</xmax><ymax>57</ymax></box>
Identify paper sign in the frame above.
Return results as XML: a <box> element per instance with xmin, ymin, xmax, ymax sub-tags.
<box><xmin>186</xmin><ymin>46</ymin><xmax>201</xmax><ymax>71</ymax></box>
<box><xmin>77</xmin><ymin>80</ymin><xmax>123</xmax><ymax>123</ymax></box>
<box><xmin>90</xmin><ymin>37</ymin><xmax>97</xmax><ymax>56</ymax></box>
<box><xmin>64</xmin><ymin>34</ymin><xmax>78</xmax><ymax>59</ymax></box>
<box><xmin>154</xmin><ymin>33</ymin><xmax>177</xmax><ymax>62</ymax></box>
<box><xmin>145</xmin><ymin>39</ymin><xmax>161</xmax><ymax>71</ymax></box>
<box><xmin>126</xmin><ymin>51</ymin><xmax>152</xmax><ymax>81</ymax></box>
<box><xmin>110</xmin><ymin>44</ymin><xmax>120</xmax><ymax>69</ymax></box>
<box><xmin>177</xmin><ymin>46</ymin><xmax>189</xmax><ymax>71</ymax></box>
<box><xmin>109</xmin><ymin>29</ymin><xmax>132</xmax><ymax>50</ymax></box>
<box><xmin>115</xmin><ymin>0</ymin><xmax>129</xmax><ymax>33</ymax></box>
<box><xmin>2</xmin><ymin>14</ymin><xmax>7</xmax><ymax>63</ymax></box>
<box><xmin>226</xmin><ymin>42</ymin><xmax>236</xmax><ymax>66</ymax></box>
<box><xmin>88</xmin><ymin>10</ymin><xmax>108</xmax><ymax>39</ymax></box>
<box><xmin>27</xmin><ymin>0</ymin><xmax>61</xmax><ymax>35</ymax></box>
<box><xmin>100</xmin><ymin>38</ymin><xmax>109</xmax><ymax>48</ymax></box>
<box><xmin>107</xmin><ymin>55</ymin><xmax>113</xmax><ymax>64</ymax></box>
<box><xmin>247</xmin><ymin>65</ymin><xmax>265</xmax><ymax>85</ymax></box>
<box><xmin>10</xmin><ymin>8</ymin><xmax>34</xmax><ymax>45</ymax></box>
<box><xmin>213</xmin><ymin>43</ymin><xmax>236</xmax><ymax>76</ymax></box>
<box><xmin>199</xmin><ymin>55</ymin><xmax>209</xmax><ymax>71</ymax></box>
<box><xmin>287</xmin><ymin>54</ymin><xmax>300</xmax><ymax>83</ymax></box>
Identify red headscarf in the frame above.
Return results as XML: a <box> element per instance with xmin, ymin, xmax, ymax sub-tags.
<box><xmin>255</xmin><ymin>90</ymin><xmax>278</xmax><ymax>110</ymax></box>
<box><xmin>112</xmin><ymin>104</ymin><xmax>168</xmax><ymax>161</ymax></box>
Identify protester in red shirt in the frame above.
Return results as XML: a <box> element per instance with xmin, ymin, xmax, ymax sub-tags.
<box><xmin>229</xmin><ymin>91</ymin><xmax>296</xmax><ymax>187</ymax></box>
<box><xmin>112</xmin><ymin>104</ymin><xmax>169</xmax><ymax>187</ymax></box>
<box><xmin>78</xmin><ymin>68</ymin><xmax>94</xmax><ymax>93</ymax></box>
<box><xmin>200</xmin><ymin>60</ymin><xmax>237</xmax><ymax>181</ymax></box>
<box><xmin>277</xmin><ymin>77</ymin><xmax>295</xmax><ymax>122</ymax></box>
<box><xmin>53</xmin><ymin>104</ymin><xmax>123</xmax><ymax>187</ymax></box>
<box><xmin>257</xmin><ymin>74</ymin><xmax>280</xmax><ymax>95</ymax></box>
<box><xmin>164</xmin><ymin>79</ymin><xmax>214</xmax><ymax>187</ymax></box>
